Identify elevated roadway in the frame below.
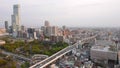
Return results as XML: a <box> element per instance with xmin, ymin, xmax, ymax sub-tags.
<box><xmin>30</xmin><ymin>35</ymin><xmax>97</xmax><ymax>68</ymax></box>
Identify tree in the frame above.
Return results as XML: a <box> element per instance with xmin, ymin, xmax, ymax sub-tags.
<box><xmin>21</xmin><ymin>62</ymin><xmax>30</xmax><ymax>68</ymax></box>
<box><xmin>0</xmin><ymin>59</ymin><xmax>7</xmax><ymax>66</ymax></box>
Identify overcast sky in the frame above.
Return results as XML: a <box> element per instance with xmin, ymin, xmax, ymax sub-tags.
<box><xmin>0</xmin><ymin>0</ymin><xmax>120</xmax><ymax>28</ymax></box>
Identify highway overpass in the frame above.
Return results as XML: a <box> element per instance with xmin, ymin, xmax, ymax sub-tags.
<box><xmin>30</xmin><ymin>35</ymin><xmax>97</xmax><ymax>68</ymax></box>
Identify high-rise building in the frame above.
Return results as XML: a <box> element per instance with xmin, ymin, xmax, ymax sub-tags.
<box><xmin>52</xmin><ymin>26</ymin><xmax>58</xmax><ymax>36</ymax></box>
<box><xmin>27</xmin><ymin>28</ymin><xmax>35</xmax><ymax>39</ymax></box>
<box><xmin>46</xmin><ymin>26</ymin><xmax>52</xmax><ymax>37</ymax></box>
<box><xmin>4</xmin><ymin>21</ymin><xmax>9</xmax><ymax>32</ymax></box>
<box><xmin>44</xmin><ymin>20</ymin><xmax>50</xmax><ymax>27</ymax></box>
<box><xmin>11</xmin><ymin>4</ymin><xmax>20</xmax><ymax>37</ymax></box>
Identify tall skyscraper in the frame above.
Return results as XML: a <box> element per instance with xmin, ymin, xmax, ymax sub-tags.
<box><xmin>4</xmin><ymin>21</ymin><xmax>9</xmax><ymax>32</ymax></box>
<box><xmin>11</xmin><ymin>4</ymin><xmax>20</xmax><ymax>37</ymax></box>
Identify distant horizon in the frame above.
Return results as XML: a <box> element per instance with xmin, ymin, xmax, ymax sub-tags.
<box><xmin>0</xmin><ymin>0</ymin><xmax>120</xmax><ymax>28</ymax></box>
<box><xmin>0</xmin><ymin>22</ymin><xmax>120</xmax><ymax>29</ymax></box>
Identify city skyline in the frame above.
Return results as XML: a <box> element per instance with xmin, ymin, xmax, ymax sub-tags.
<box><xmin>0</xmin><ymin>0</ymin><xmax>120</xmax><ymax>28</ymax></box>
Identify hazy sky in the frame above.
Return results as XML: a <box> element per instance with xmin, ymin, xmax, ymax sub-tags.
<box><xmin>0</xmin><ymin>0</ymin><xmax>120</xmax><ymax>28</ymax></box>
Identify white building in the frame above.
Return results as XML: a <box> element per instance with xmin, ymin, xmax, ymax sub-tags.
<box><xmin>91</xmin><ymin>45</ymin><xmax>118</xmax><ymax>61</ymax></box>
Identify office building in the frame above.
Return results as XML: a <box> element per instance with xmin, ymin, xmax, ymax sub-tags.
<box><xmin>11</xmin><ymin>4</ymin><xmax>20</xmax><ymax>37</ymax></box>
<box><xmin>52</xmin><ymin>26</ymin><xmax>58</xmax><ymax>36</ymax></box>
<box><xmin>50</xmin><ymin>36</ymin><xmax>64</xmax><ymax>42</ymax></box>
<box><xmin>91</xmin><ymin>45</ymin><xmax>118</xmax><ymax>61</ymax></box>
<box><xmin>27</xmin><ymin>28</ymin><xmax>36</xmax><ymax>39</ymax></box>
<box><xmin>46</xmin><ymin>26</ymin><xmax>52</xmax><ymax>37</ymax></box>
<box><xmin>4</xmin><ymin>21</ymin><xmax>9</xmax><ymax>32</ymax></box>
<box><xmin>90</xmin><ymin>40</ymin><xmax>119</xmax><ymax>68</ymax></box>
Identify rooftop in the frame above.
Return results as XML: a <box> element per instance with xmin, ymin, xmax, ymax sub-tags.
<box><xmin>91</xmin><ymin>40</ymin><xmax>117</xmax><ymax>52</ymax></box>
